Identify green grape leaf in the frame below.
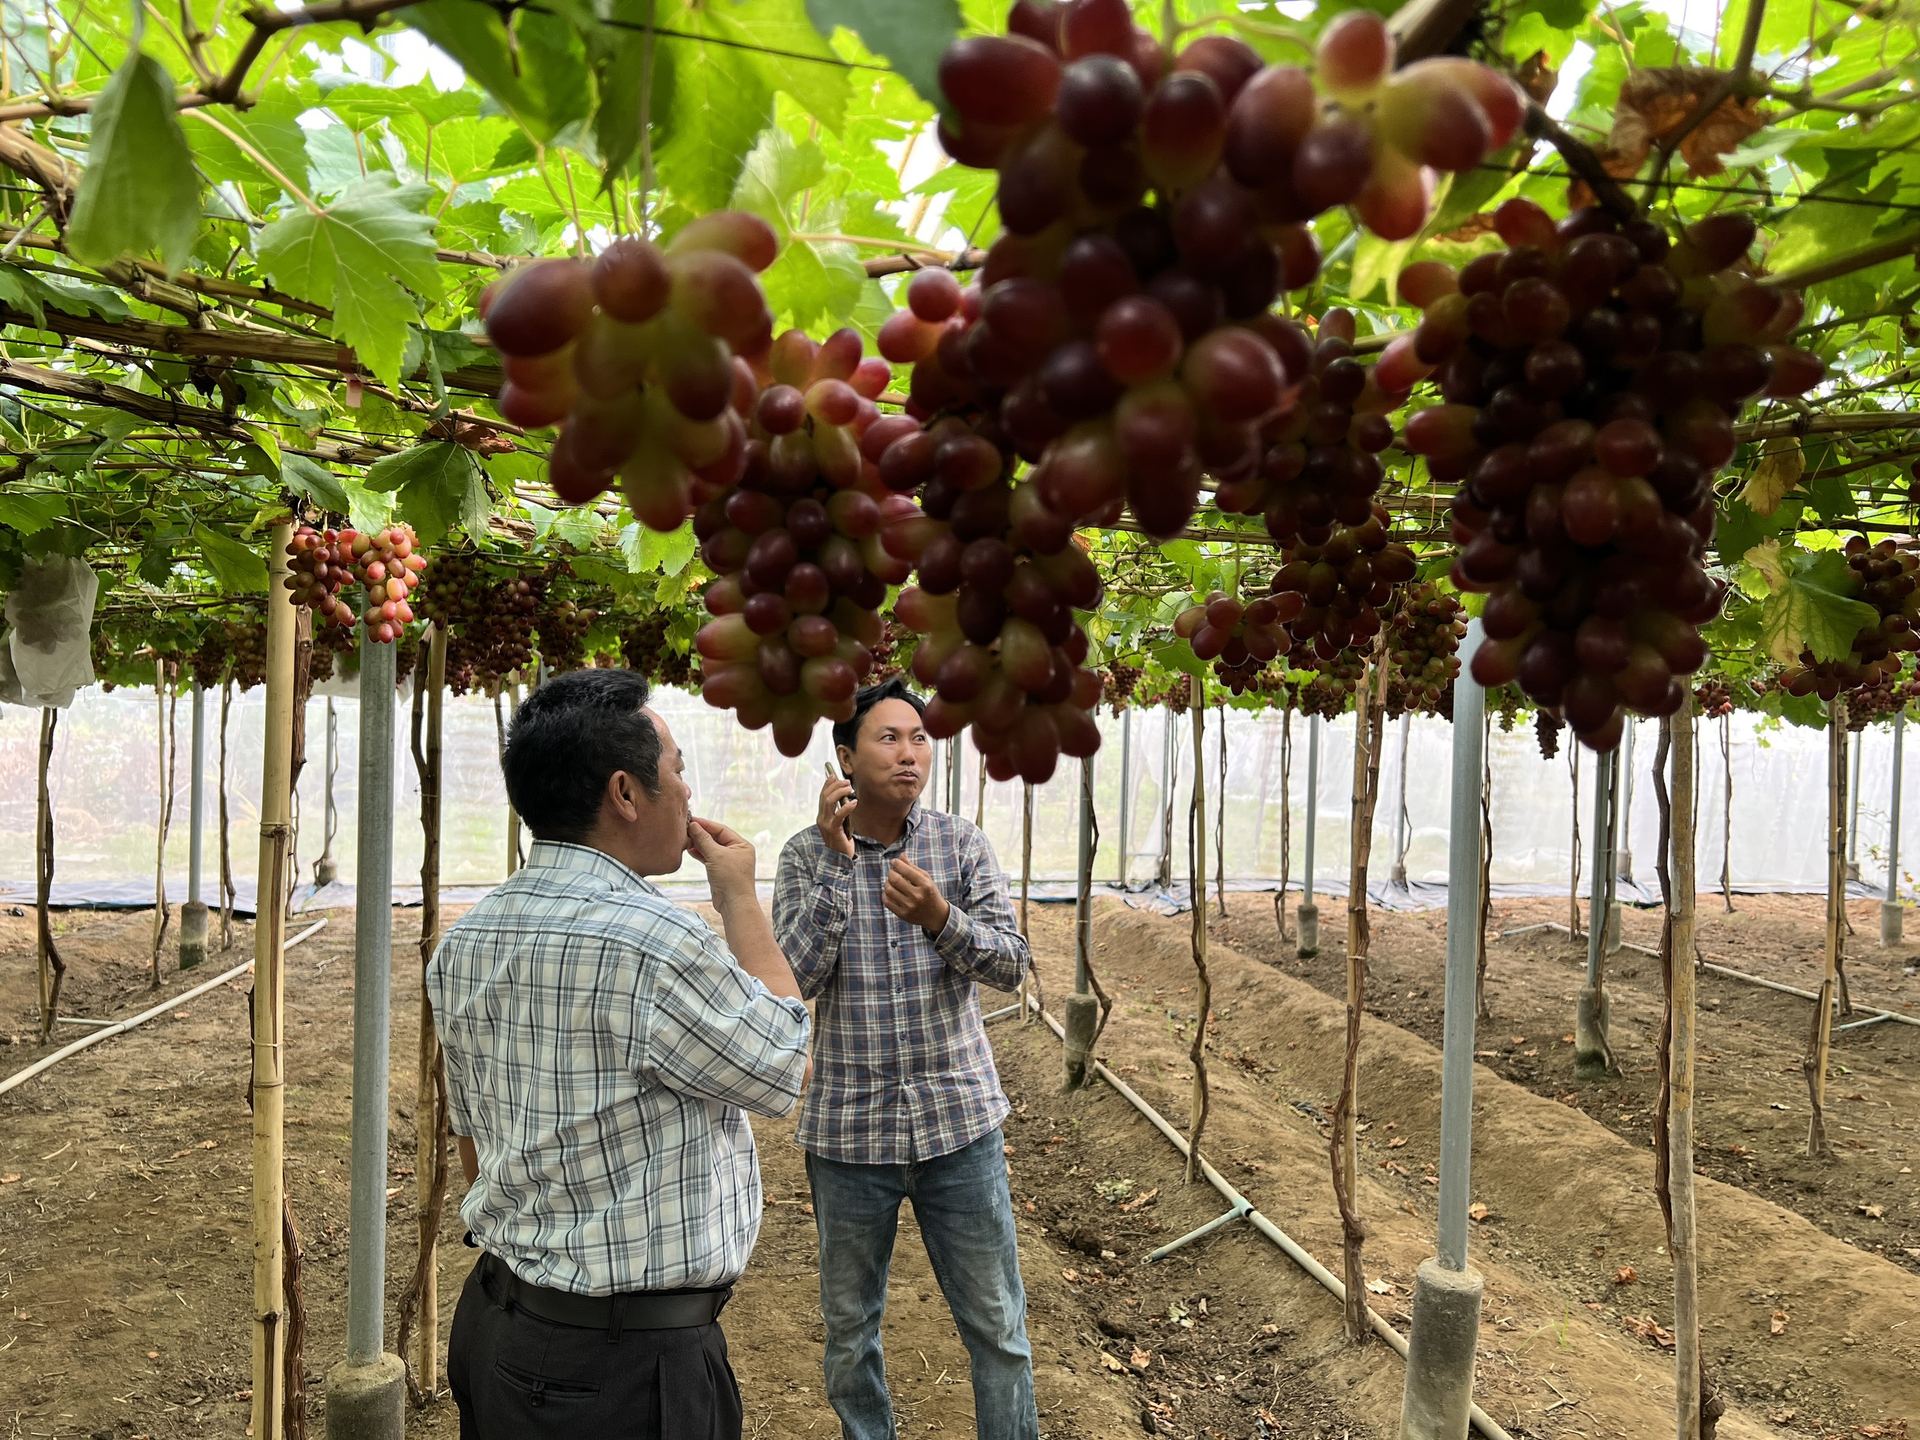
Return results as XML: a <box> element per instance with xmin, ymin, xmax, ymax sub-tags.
<box><xmin>255</xmin><ymin>178</ymin><xmax>442</xmax><ymax>387</ymax></box>
<box><xmin>0</xmin><ymin>491</ymin><xmax>67</xmax><ymax>536</ymax></box>
<box><xmin>619</xmin><ymin>520</ymin><xmax>697</xmax><ymax>575</ymax></box>
<box><xmin>281</xmin><ymin>455</ymin><xmax>352</xmax><ymax>513</ymax></box>
<box><xmin>804</xmin><ymin>0</ymin><xmax>960</xmax><ymax>111</ymax></box>
<box><xmin>365</xmin><ymin>442</ymin><xmax>488</xmax><ymax>543</ymax></box>
<box><xmin>400</xmin><ymin>1</ymin><xmax>591</xmax><ymax>141</ymax></box>
<box><xmin>195</xmin><ymin>525</ymin><xmax>269</xmax><ymax>594</ymax></box>
<box><xmin>65</xmin><ymin>53</ymin><xmax>202</xmax><ymax>275</ymax></box>
<box><xmin>651</xmin><ymin>25</ymin><xmax>774</xmax><ymax>211</ymax></box>
<box><xmin>1748</xmin><ymin>541</ymin><xmax>1877</xmax><ymax>664</ymax></box>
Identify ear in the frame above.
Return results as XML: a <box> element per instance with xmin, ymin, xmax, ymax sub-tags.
<box><xmin>603</xmin><ymin>769</ymin><xmax>643</xmax><ymax>823</ymax></box>
<box><xmin>835</xmin><ymin>743</ymin><xmax>855</xmax><ymax>775</ymax></box>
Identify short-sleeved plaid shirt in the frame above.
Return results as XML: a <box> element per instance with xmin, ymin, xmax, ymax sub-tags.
<box><xmin>428</xmin><ymin>840</ymin><xmax>811</xmax><ymax>1296</ymax></box>
<box><xmin>772</xmin><ymin>804</ymin><xmax>1029</xmax><ymax>1164</ymax></box>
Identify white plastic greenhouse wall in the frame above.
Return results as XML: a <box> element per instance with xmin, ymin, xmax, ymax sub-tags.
<box><xmin>0</xmin><ymin>678</ymin><xmax>1909</xmax><ymax>909</ymax></box>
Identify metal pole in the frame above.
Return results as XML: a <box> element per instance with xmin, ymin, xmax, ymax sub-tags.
<box><xmin>1391</xmin><ymin>710</ymin><xmax>1410</xmax><ymax>889</ymax></box>
<box><xmin>1575</xmin><ymin>746</ymin><xmax>1613</xmax><ymax>1076</ymax></box>
<box><xmin>946</xmin><ymin>736</ymin><xmax>963</xmax><ymax>814</ymax></box>
<box><xmin>1297</xmin><ymin>714</ymin><xmax>1320</xmax><ymax>956</ymax></box>
<box><xmin>1063</xmin><ymin>755</ymin><xmax>1099</xmax><ymax>1087</ymax></box>
<box><xmin>1436</xmin><ymin>621</ymin><xmax>1485</xmax><ymax>1270</ymax></box>
<box><xmin>1617</xmin><ymin>720</ymin><xmax>1635</xmax><ymax>884</ymax></box>
<box><xmin>180</xmin><ymin>683</ymin><xmax>209</xmax><ymax>970</ymax></box>
<box><xmin>330</xmin><ymin>630</ymin><xmax>405</xmax><ymax>1434</ymax></box>
<box><xmin>1884</xmin><ymin>713</ymin><xmax>1905</xmax><ymax>945</ymax></box>
<box><xmin>1400</xmin><ymin>621</ymin><xmax>1488</xmax><ymax>1437</ymax></box>
<box><xmin>1847</xmin><ymin>729</ymin><xmax>1863</xmax><ymax>878</ymax></box>
<box><xmin>1116</xmin><ymin>708</ymin><xmax>1133</xmax><ymax>887</ymax></box>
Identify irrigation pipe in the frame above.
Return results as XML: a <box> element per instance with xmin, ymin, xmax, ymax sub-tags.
<box><xmin>0</xmin><ymin>918</ymin><xmax>329</xmax><ymax>1097</ymax></box>
<box><xmin>1027</xmin><ymin>997</ymin><xmax>1517</xmax><ymax>1440</ymax></box>
<box><xmin>1695</xmin><ymin>959</ymin><xmax>1920</xmax><ymax>1028</ymax></box>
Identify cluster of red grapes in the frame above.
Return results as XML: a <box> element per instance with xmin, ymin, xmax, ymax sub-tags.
<box><xmin>1777</xmin><ymin>537</ymin><xmax>1920</xmax><ymax>702</ymax></box>
<box><xmin>692</xmin><ymin>331</ymin><xmax>909</xmax><ymax>756</ymax></box>
<box><xmin>1173</xmin><ymin>588</ymin><xmax>1292</xmax><ymax>695</ymax></box>
<box><xmin>187</xmin><ymin>624</ymin><xmax>230</xmax><ymax>690</ymax></box>
<box><xmin>1843</xmin><ymin>672</ymin><xmax>1920</xmax><ymax>726</ymax></box>
<box><xmin>1693</xmin><ymin>675</ymin><xmax>1734</xmax><ymax>718</ymax></box>
<box><xmin>414</xmin><ymin>553</ymin><xmax>540</xmax><ymax>694</ymax></box>
<box><xmin>1404</xmin><ymin>204</ymin><xmax>1824</xmax><ymax>751</ymax></box>
<box><xmin>285</xmin><ymin>524</ymin><xmax>427</xmax><ymax>643</ymax></box>
<box><xmin>1104</xmin><ymin>658</ymin><xmax>1142</xmax><ymax>712</ymax></box>
<box><xmin>617</xmin><ymin>612</ymin><xmax>699</xmax><ymax>690</ymax></box>
<box><xmin>867</xmin><ymin>617</ymin><xmax>911</xmax><ymax>683</ymax></box>
<box><xmin>226</xmin><ymin>620</ymin><xmax>267</xmax><ymax>690</ymax></box>
<box><xmin>1269</xmin><ymin>505</ymin><xmax>1417</xmax><ymax>660</ymax></box>
<box><xmin>535</xmin><ymin>594</ymin><xmax>598</xmax><ymax>674</ymax></box>
<box><xmin>310</xmin><ymin>622</ymin><xmax>358</xmax><ymax>684</ymax></box>
<box><xmin>1536</xmin><ymin>707</ymin><xmax>1563</xmax><ymax>758</ymax></box>
<box><xmin>1383</xmin><ymin>583</ymin><xmax>1466</xmax><ymax>716</ymax></box>
<box><xmin>1141</xmin><ymin>677</ymin><xmax>1192</xmax><ymax>714</ymax></box>
<box><xmin>483</xmin><ymin>212</ymin><xmax>783</xmax><ymax>529</ymax></box>
<box><xmin>1291</xmin><ymin>656</ymin><xmax>1365</xmax><ymax>720</ymax></box>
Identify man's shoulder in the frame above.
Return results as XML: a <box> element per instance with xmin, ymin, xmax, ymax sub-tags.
<box><xmin>440</xmin><ymin>867</ymin><xmax>713</xmax><ymax>951</ymax></box>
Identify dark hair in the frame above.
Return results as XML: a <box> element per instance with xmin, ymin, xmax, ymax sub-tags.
<box><xmin>832</xmin><ymin>678</ymin><xmax>928</xmax><ymax>755</ymax></box>
<box><xmin>502</xmin><ymin>669</ymin><xmax>661</xmax><ymax>842</ymax></box>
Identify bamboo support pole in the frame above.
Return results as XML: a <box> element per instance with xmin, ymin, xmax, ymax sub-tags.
<box><xmin>35</xmin><ymin>707</ymin><xmax>63</xmax><ymax>1042</ymax></box>
<box><xmin>1805</xmin><ymin>698</ymin><xmax>1847</xmax><ymax>1160</ymax></box>
<box><xmin>1184</xmin><ymin>674</ymin><xmax>1211</xmax><ymax>1184</ymax></box>
<box><xmin>1669</xmin><ymin>696</ymin><xmax>1703</xmax><ymax>1439</ymax></box>
<box><xmin>251</xmin><ymin>520</ymin><xmax>297</xmax><ymax>1440</ymax></box>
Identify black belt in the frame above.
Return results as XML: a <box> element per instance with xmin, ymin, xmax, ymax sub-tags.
<box><xmin>477</xmin><ymin>1252</ymin><xmax>732</xmax><ymax>1333</ymax></box>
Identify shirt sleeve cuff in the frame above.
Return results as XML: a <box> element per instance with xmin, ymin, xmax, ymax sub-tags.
<box><xmin>932</xmin><ymin>900</ymin><xmax>974</xmax><ymax>961</ymax></box>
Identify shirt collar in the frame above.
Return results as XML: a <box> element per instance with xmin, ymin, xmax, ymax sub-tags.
<box><xmin>852</xmin><ymin>801</ymin><xmax>926</xmax><ymax>851</ymax></box>
<box><xmin>523</xmin><ymin>838</ymin><xmax>662</xmax><ymax>893</ymax></box>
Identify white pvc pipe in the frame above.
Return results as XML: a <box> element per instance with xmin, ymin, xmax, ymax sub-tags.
<box><xmin>0</xmin><ymin>919</ymin><xmax>328</xmax><ymax>1097</ymax></box>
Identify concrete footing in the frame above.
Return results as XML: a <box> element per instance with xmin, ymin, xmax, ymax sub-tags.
<box><xmin>177</xmin><ymin>901</ymin><xmax>208</xmax><ymax>971</ymax></box>
<box><xmin>1399</xmin><ymin>1259</ymin><xmax>1484</xmax><ymax>1440</ymax></box>
<box><xmin>1574</xmin><ymin>983</ymin><xmax>1610</xmax><ymax>1078</ymax></box>
<box><xmin>1296</xmin><ymin>902</ymin><xmax>1319</xmax><ymax>959</ymax></box>
<box><xmin>1062</xmin><ymin>992</ymin><xmax>1100</xmax><ymax>1090</ymax></box>
<box><xmin>324</xmin><ymin>1353</ymin><xmax>405</xmax><ymax>1440</ymax></box>
<box><xmin>1882</xmin><ymin>900</ymin><xmax>1904</xmax><ymax>947</ymax></box>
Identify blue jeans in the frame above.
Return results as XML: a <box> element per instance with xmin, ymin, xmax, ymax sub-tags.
<box><xmin>805</xmin><ymin>1128</ymin><xmax>1038</xmax><ymax>1440</ymax></box>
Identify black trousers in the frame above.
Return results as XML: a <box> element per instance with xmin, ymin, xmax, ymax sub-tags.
<box><xmin>447</xmin><ymin>1260</ymin><xmax>744</xmax><ymax>1439</ymax></box>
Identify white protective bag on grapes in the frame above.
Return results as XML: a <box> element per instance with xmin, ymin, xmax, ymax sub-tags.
<box><xmin>3</xmin><ymin>554</ymin><xmax>99</xmax><ymax>707</ymax></box>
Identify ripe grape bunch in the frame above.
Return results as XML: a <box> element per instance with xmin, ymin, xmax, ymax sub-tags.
<box><xmin>1692</xmin><ymin>675</ymin><xmax>1733</xmax><ymax>718</ymax></box>
<box><xmin>693</xmin><ymin>328</ymin><xmax>910</xmax><ymax>757</ymax></box>
<box><xmin>1843</xmin><ymin>672</ymin><xmax>1920</xmax><ymax>727</ymax></box>
<box><xmin>535</xmin><ymin>592</ymin><xmax>598</xmax><ymax>674</ymax></box>
<box><xmin>1536</xmin><ymin>708</ymin><xmax>1563</xmax><ymax>759</ymax></box>
<box><xmin>482</xmin><ymin>212</ymin><xmax>782</xmax><ymax>530</ymax></box>
<box><xmin>1173</xmin><ymin>588</ymin><xmax>1291</xmax><ymax>695</ymax></box>
<box><xmin>414</xmin><ymin>553</ymin><xmax>539</xmax><ymax>693</ymax></box>
<box><xmin>1291</xmin><ymin>654</ymin><xmax>1364</xmax><ymax>720</ymax></box>
<box><xmin>1105</xmin><ymin>659</ymin><xmax>1142</xmax><ymax>713</ymax></box>
<box><xmin>1777</xmin><ymin>537</ymin><xmax>1920</xmax><ymax>702</ymax></box>
<box><xmin>1383</xmin><ymin>583</ymin><xmax>1466</xmax><ymax>716</ymax></box>
<box><xmin>1403</xmin><ymin>204</ymin><xmax>1825</xmax><ymax>751</ymax></box>
<box><xmin>286</xmin><ymin>524</ymin><xmax>427</xmax><ymax>643</ymax></box>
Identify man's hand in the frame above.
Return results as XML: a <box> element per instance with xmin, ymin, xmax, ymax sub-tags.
<box><xmin>688</xmin><ymin>818</ymin><xmax>757</xmax><ymax>910</ymax></box>
<box><xmin>817</xmin><ymin>775</ymin><xmax>857</xmax><ymax>857</ymax></box>
<box><xmin>884</xmin><ymin>858</ymin><xmax>950</xmax><ymax>935</ymax></box>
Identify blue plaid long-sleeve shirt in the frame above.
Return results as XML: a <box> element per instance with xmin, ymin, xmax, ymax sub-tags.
<box><xmin>428</xmin><ymin>840</ymin><xmax>811</xmax><ymax>1296</ymax></box>
<box><xmin>772</xmin><ymin>804</ymin><xmax>1029</xmax><ymax>1164</ymax></box>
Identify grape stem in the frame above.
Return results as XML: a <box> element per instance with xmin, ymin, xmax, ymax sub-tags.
<box><xmin>1638</xmin><ymin>0</ymin><xmax>1767</xmax><ymax>208</ymax></box>
<box><xmin>1521</xmin><ymin>102</ymin><xmax>1640</xmax><ymax>222</ymax></box>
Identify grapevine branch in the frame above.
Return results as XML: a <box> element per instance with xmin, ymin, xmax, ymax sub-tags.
<box><xmin>1640</xmin><ymin>0</ymin><xmax>1768</xmax><ymax>206</ymax></box>
<box><xmin>1522</xmin><ymin>103</ymin><xmax>1640</xmax><ymax>223</ymax></box>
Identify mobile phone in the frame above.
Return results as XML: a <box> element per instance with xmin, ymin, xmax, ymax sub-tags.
<box><xmin>824</xmin><ymin>761</ymin><xmax>855</xmax><ymax>799</ymax></box>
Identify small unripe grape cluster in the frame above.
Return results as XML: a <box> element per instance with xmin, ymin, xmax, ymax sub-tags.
<box><xmin>286</xmin><ymin>524</ymin><xmax>427</xmax><ymax>643</ymax></box>
<box><xmin>1404</xmin><ymin>203</ymin><xmax>1825</xmax><ymax>751</ymax></box>
<box><xmin>1269</xmin><ymin>505</ymin><xmax>1416</xmax><ymax>660</ymax></box>
<box><xmin>1383</xmin><ymin>583</ymin><xmax>1466</xmax><ymax>717</ymax></box>
<box><xmin>693</xmin><ymin>333</ymin><xmax>906</xmax><ymax>756</ymax></box>
<box><xmin>482</xmin><ymin>212</ymin><xmax>782</xmax><ymax>530</ymax></box>
<box><xmin>1173</xmin><ymin>587</ymin><xmax>1292</xmax><ymax>695</ymax></box>
<box><xmin>1536</xmin><ymin>708</ymin><xmax>1563</xmax><ymax>759</ymax></box>
<box><xmin>1777</xmin><ymin>537</ymin><xmax>1920</xmax><ymax>701</ymax></box>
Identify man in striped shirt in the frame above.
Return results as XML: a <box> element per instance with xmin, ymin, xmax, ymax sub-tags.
<box><xmin>773</xmin><ymin>679</ymin><xmax>1037</xmax><ymax>1440</ymax></box>
<box><xmin>430</xmin><ymin>669</ymin><xmax>811</xmax><ymax>1439</ymax></box>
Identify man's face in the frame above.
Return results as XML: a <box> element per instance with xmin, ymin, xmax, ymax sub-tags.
<box><xmin>629</xmin><ymin>708</ymin><xmax>693</xmax><ymax>873</ymax></box>
<box><xmin>839</xmin><ymin>698</ymin><xmax>931</xmax><ymax>808</ymax></box>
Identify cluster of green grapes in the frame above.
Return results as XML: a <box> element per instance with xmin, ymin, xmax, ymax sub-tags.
<box><xmin>483</xmin><ymin>212</ymin><xmax>781</xmax><ymax>528</ymax></box>
<box><xmin>1777</xmin><ymin>538</ymin><xmax>1920</xmax><ymax>702</ymax></box>
<box><xmin>1383</xmin><ymin>583</ymin><xmax>1466</xmax><ymax>717</ymax></box>
<box><xmin>1173</xmin><ymin>587</ymin><xmax>1291</xmax><ymax>694</ymax></box>
<box><xmin>1403</xmin><ymin>203</ymin><xmax>1823</xmax><ymax>751</ymax></box>
<box><xmin>693</xmin><ymin>328</ymin><xmax>909</xmax><ymax>756</ymax></box>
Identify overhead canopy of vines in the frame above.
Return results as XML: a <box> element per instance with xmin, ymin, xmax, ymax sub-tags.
<box><xmin>1</xmin><ymin>0</ymin><xmax>1918</xmax><ymax>740</ymax></box>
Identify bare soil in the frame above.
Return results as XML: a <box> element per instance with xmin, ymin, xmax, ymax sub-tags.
<box><xmin>2</xmin><ymin>894</ymin><xmax>1916</xmax><ymax>1440</ymax></box>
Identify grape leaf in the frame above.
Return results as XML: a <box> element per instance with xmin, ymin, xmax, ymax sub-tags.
<box><xmin>194</xmin><ymin>525</ymin><xmax>269</xmax><ymax>594</ymax></box>
<box><xmin>366</xmin><ymin>443</ymin><xmax>488</xmax><ymax>544</ymax></box>
<box><xmin>804</xmin><ymin>0</ymin><xmax>960</xmax><ymax>111</ymax></box>
<box><xmin>400</xmin><ymin>1</ymin><xmax>591</xmax><ymax>142</ymax></box>
<box><xmin>0</xmin><ymin>492</ymin><xmax>67</xmax><ymax>536</ymax></box>
<box><xmin>1739</xmin><ymin>438</ymin><xmax>1804</xmax><ymax>515</ymax></box>
<box><xmin>651</xmin><ymin>22</ymin><xmax>775</xmax><ymax>211</ymax></box>
<box><xmin>65</xmin><ymin>53</ymin><xmax>202</xmax><ymax>276</ymax></box>
<box><xmin>281</xmin><ymin>455</ymin><xmax>352</xmax><ymax>514</ymax></box>
<box><xmin>255</xmin><ymin>179</ymin><xmax>442</xmax><ymax>387</ymax></box>
<box><xmin>1747</xmin><ymin>541</ymin><xmax>1877</xmax><ymax>664</ymax></box>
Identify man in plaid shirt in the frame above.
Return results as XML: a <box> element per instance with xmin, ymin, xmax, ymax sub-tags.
<box><xmin>773</xmin><ymin>678</ymin><xmax>1036</xmax><ymax>1440</ymax></box>
<box><xmin>430</xmin><ymin>669</ymin><xmax>811</xmax><ymax>1439</ymax></box>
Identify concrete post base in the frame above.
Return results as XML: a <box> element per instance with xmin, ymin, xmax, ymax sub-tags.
<box><xmin>177</xmin><ymin>901</ymin><xmax>208</xmax><ymax>971</ymax></box>
<box><xmin>1062</xmin><ymin>992</ymin><xmax>1100</xmax><ymax>1090</ymax></box>
<box><xmin>1399</xmin><ymin>1259</ymin><xmax>1484</xmax><ymax>1440</ymax></box>
<box><xmin>1296</xmin><ymin>902</ymin><xmax>1319</xmax><ymax>959</ymax></box>
<box><xmin>1882</xmin><ymin>901</ymin><xmax>1904</xmax><ymax>947</ymax></box>
<box><xmin>324</xmin><ymin>1353</ymin><xmax>406</xmax><ymax>1440</ymax></box>
<box><xmin>1574</xmin><ymin>983</ymin><xmax>1610</xmax><ymax>1078</ymax></box>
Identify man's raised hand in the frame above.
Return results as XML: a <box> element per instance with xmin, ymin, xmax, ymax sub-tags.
<box><xmin>816</xmin><ymin>774</ymin><xmax>857</xmax><ymax>857</ymax></box>
<box><xmin>883</xmin><ymin>858</ymin><xmax>950</xmax><ymax>935</ymax></box>
<box><xmin>688</xmin><ymin>817</ymin><xmax>757</xmax><ymax>908</ymax></box>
